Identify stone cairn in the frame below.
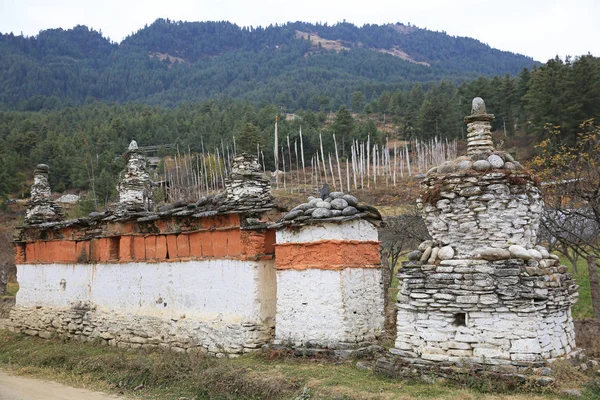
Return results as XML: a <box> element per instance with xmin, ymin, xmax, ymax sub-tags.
<box><xmin>114</xmin><ymin>140</ymin><xmax>152</xmax><ymax>213</ymax></box>
<box><xmin>220</xmin><ymin>153</ymin><xmax>274</xmax><ymax>211</ymax></box>
<box><xmin>24</xmin><ymin>164</ymin><xmax>64</xmax><ymax>224</ymax></box>
<box><xmin>380</xmin><ymin>97</ymin><xmax>579</xmax><ymax>376</ymax></box>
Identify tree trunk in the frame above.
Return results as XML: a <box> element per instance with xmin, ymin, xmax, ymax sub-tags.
<box><xmin>380</xmin><ymin>249</ymin><xmax>391</xmax><ymax>308</ymax></box>
<box><xmin>563</xmin><ymin>244</ymin><xmax>579</xmax><ymax>274</ymax></box>
<box><xmin>587</xmin><ymin>255</ymin><xmax>600</xmax><ymax>319</ymax></box>
<box><xmin>0</xmin><ymin>263</ymin><xmax>7</xmax><ymax>296</ymax></box>
<box><xmin>571</xmin><ymin>257</ymin><xmax>579</xmax><ymax>275</ymax></box>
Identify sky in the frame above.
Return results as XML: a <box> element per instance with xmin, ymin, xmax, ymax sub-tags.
<box><xmin>0</xmin><ymin>0</ymin><xmax>598</xmax><ymax>62</ymax></box>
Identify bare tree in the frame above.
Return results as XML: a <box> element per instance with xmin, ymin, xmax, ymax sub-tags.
<box><xmin>539</xmin><ymin>207</ymin><xmax>593</xmax><ymax>274</ymax></box>
<box><xmin>379</xmin><ymin>206</ymin><xmax>431</xmax><ymax>296</ymax></box>
<box><xmin>534</xmin><ymin>119</ymin><xmax>600</xmax><ymax>317</ymax></box>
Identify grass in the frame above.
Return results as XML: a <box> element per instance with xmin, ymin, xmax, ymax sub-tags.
<box><xmin>0</xmin><ymin>330</ymin><xmax>579</xmax><ymax>400</ymax></box>
<box><xmin>5</xmin><ymin>282</ymin><xmax>19</xmax><ymax>297</ymax></box>
<box><xmin>560</xmin><ymin>256</ymin><xmax>593</xmax><ymax>319</ymax></box>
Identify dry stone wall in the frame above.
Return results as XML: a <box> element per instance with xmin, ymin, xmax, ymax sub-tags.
<box><xmin>9</xmin><ymin>302</ymin><xmax>271</xmax><ymax>357</ymax></box>
<box><xmin>417</xmin><ymin>170</ymin><xmax>542</xmax><ymax>259</ymax></box>
<box><xmin>9</xmin><ymin>150</ymin><xmax>391</xmax><ymax>357</ymax></box>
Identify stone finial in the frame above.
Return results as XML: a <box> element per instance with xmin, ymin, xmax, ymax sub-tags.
<box><xmin>115</xmin><ymin>140</ymin><xmax>152</xmax><ymax>213</ymax></box>
<box><xmin>464</xmin><ymin>97</ymin><xmax>495</xmax><ymax>155</ymax></box>
<box><xmin>471</xmin><ymin>97</ymin><xmax>486</xmax><ymax>115</ymax></box>
<box><xmin>24</xmin><ymin>164</ymin><xmax>64</xmax><ymax>224</ymax></box>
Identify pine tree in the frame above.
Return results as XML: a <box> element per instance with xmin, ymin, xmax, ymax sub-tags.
<box><xmin>238</xmin><ymin>122</ymin><xmax>262</xmax><ymax>154</ymax></box>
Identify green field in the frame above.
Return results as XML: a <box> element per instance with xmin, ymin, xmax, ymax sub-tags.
<box><xmin>563</xmin><ymin>256</ymin><xmax>594</xmax><ymax>320</ymax></box>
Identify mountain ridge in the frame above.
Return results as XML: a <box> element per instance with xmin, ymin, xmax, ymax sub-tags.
<box><xmin>0</xmin><ymin>19</ymin><xmax>537</xmax><ymax>110</ymax></box>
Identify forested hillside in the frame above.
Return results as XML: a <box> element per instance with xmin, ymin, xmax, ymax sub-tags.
<box><xmin>1</xmin><ymin>53</ymin><xmax>598</xmax><ymax>207</ymax></box>
<box><xmin>0</xmin><ymin>19</ymin><xmax>598</xmax><ymax>209</ymax></box>
<box><xmin>0</xmin><ymin>19</ymin><xmax>536</xmax><ymax>110</ymax></box>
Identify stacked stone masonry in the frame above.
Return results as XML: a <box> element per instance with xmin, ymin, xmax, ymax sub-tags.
<box><xmin>24</xmin><ymin>164</ymin><xmax>64</xmax><ymax>225</ymax></box>
<box><xmin>8</xmin><ymin>151</ymin><xmax>385</xmax><ymax>356</ymax></box>
<box><xmin>223</xmin><ymin>153</ymin><xmax>274</xmax><ymax>211</ymax></box>
<box><xmin>418</xmin><ymin>170</ymin><xmax>542</xmax><ymax>259</ymax></box>
<box><xmin>8</xmin><ymin>152</ymin><xmax>279</xmax><ymax>357</ymax></box>
<box><xmin>9</xmin><ymin>211</ymin><xmax>277</xmax><ymax>357</ymax></box>
<box><xmin>114</xmin><ymin>140</ymin><xmax>153</xmax><ymax>213</ymax></box>
<box><xmin>390</xmin><ymin>98</ymin><xmax>579</xmax><ymax>372</ymax></box>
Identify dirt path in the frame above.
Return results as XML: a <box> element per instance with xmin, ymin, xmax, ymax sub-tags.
<box><xmin>0</xmin><ymin>370</ymin><xmax>124</xmax><ymax>400</ymax></box>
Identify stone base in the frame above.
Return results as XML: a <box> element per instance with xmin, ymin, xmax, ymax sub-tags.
<box><xmin>10</xmin><ymin>259</ymin><xmax>277</xmax><ymax>357</ymax></box>
<box><xmin>394</xmin><ymin>307</ymin><xmax>577</xmax><ymax>369</ymax></box>
<box><xmin>374</xmin><ymin>350</ymin><xmax>579</xmax><ymax>386</ymax></box>
<box><xmin>7</xmin><ymin>305</ymin><xmax>273</xmax><ymax>357</ymax></box>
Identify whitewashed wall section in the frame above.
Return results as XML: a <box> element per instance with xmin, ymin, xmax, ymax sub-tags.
<box><xmin>10</xmin><ymin>260</ymin><xmax>276</xmax><ymax>356</ymax></box>
<box><xmin>274</xmin><ymin>219</ymin><xmax>384</xmax><ymax>348</ymax></box>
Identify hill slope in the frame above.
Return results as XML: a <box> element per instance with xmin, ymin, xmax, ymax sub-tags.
<box><xmin>0</xmin><ymin>19</ymin><xmax>536</xmax><ymax>110</ymax></box>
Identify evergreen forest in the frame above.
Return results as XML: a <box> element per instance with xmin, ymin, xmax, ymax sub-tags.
<box><xmin>0</xmin><ymin>20</ymin><xmax>599</xmax><ymax>207</ymax></box>
<box><xmin>1</xmin><ymin>19</ymin><xmax>536</xmax><ymax>110</ymax></box>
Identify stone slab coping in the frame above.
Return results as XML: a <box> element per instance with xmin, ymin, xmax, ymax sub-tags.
<box><xmin>16</xmin><ymin>206</ymin><xmax>276</xmax><ymax>233</ymax></box>
<box><xmin>268</xmin><ymin>212</ymin><xmax>381</xmax><ymax>229</ymax></box>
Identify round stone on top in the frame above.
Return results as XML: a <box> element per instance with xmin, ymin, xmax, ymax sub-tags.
<box><xmin>471</xmin><ymin>97</ymin><xmax>486</xmax><ymax>115</ymax></box>
<box><xmin>331</xmin><ymin>198</ymin><xmax>349</xmax><ymax>210</ymax></box>
<box><xmin>284</xmin><ymin>210</ymin><xmax>304</xmax><ymax>220</ymax></box>
<box><xmin>312</xmin><ymin>208</ymin><xmax>332</xmax><ymax>218</ymax></box>
<box><xmin>279</xmin><ymin>190</ymin><xmax>381</xmax><ymax>224</ymax></box>
<box><xmin>342</xmin><ymin>206</ymin><xmax>358</xmax><ymax>216</ymax></box>
<box><xmin>437</xmin><ymin>161</ymin><xmax>455</xmax><ymax>174</ymax></box>
<box><xmin>128</xmin><ymin>140</ymin><xmax>139</xmax><ymax>151</ymax></box>
<box><xmin>472</xmin><ymin>160</ymin><xmax>491</xmax><ymax>171</ymax></box>
<box><xmin>342</xmin><ymin>195</ymin><xmax>358</xmax><ymax>207</ymax></box>
<box><xmin>488</xmin><ymin>154</ymin><xmax>505</xmax><ymax>169</ymax></box>
<box><xmin>456</xmin><ymin>160</ymin><xmax>472</xmax><ymax>170</ymax></box>
<box><xmin>316</xmin><ymin>201</ymin><xmax>331</xmax><ymax>209</ymax></box>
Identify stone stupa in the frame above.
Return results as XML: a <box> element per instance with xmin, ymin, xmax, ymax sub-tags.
<box><xmin>388</xmin><ymin>97</ymin><xmax>579</xmax><ymax>372</ymax></box>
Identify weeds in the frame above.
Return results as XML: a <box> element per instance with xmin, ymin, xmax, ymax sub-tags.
<box><xmin>583</xmin><ymin>379</ymin><xmax>600</xmax><ymax>400</ymax></box>
<box><xmin>0</xmin><ymin>331</ymin><xmax>299</xmax><ymax>399</ymax></box>
<box><xmin>0</xmin><ymin>298</ymin><xmax>14</xmax><ymax>318</ymax></box>
<box><xmin>0</xmin><ymin>330</ymin><xmax>573</xmax><ymax>399</ymax></box>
